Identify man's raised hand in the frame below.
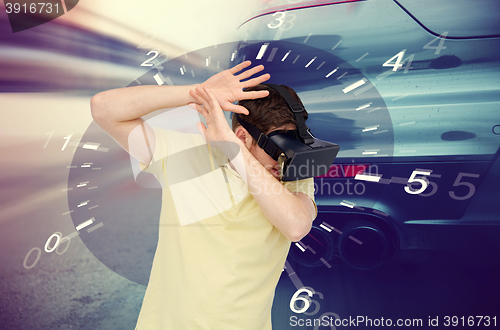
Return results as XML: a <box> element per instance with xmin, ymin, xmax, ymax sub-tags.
<box><xmin>200</xmin><ymin>60</ymin><xmax>270</xmax><ymax>115</ymax></box>
<box><xmin>189</xmin><ymin>86</ymin><xmax>238</xmax><ymax>144</ymax></box>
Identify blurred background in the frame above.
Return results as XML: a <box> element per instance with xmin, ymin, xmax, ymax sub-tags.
<box><xmin>0</xmin><ymin>1</ymin><xmax>258</xmax><ymax>328</ymax></box>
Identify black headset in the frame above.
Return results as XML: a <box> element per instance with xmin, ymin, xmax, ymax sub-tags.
<box><xmin>235</xmin><ymin>84</ymin><xmax>340</xmax><ymax>181</ymax></box>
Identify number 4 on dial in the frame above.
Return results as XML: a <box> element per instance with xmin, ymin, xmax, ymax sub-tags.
<box><xmin>383</xmin><ymin>49</ymin><xmax>414</xmax><ymax>73</ymax></box>
<box><xmin>423</xmin><ymin>31</ymin><xmax>448</xmax><ymax>55</ymax></box>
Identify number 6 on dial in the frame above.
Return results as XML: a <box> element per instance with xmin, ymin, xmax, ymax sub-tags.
<box><xmin>290</xmin><ymin>287</ymin><xmax>313</xmax><ymax>313</ymax></box>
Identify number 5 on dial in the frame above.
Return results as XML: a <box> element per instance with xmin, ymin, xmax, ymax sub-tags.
<box><xmin>449</xmin><ymin>172</ymin><xmax>480</xmax><ymax>200</ymax></box>
<box><xmin>404</xmin><ymin>170</ymin><xmax>432</xmax><ymax>195</ymax></box>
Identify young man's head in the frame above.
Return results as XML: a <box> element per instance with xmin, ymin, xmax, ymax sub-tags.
<box><xmin>232</xmin><ymin>84</ymin><xmax>308</xmax><ymax>179</ymax></box>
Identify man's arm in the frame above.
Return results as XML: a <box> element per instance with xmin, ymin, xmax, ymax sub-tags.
<box><xmin>91</xmin><ymin>85</ymin><xmax>198</xmax><ymax>165</ymax></box>
<box><xmin>235</xmin><ymin>143</ymin><xmax>316</xmax><ymax>242</ymax></box>
<box><xmin>90</xmin><ymin>61</ymin><xmax>270</xmax><ymax>165</ymax></box>
<box><xmin>190</xmin><ymin>87</ymin><xmax>316</xmax><ymax>242</ymax></box>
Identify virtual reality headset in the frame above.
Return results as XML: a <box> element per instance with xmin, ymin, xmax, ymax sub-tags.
<box><xmin>235</xmin><ymin>83</ymin><xmax>340</xmax><ymax>181</ymax></box>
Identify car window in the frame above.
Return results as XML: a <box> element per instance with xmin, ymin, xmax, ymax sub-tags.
<box><xmin>396</xmin><ymin>0</ymin><xmax>500</xmax><ymax>38</ymax></box>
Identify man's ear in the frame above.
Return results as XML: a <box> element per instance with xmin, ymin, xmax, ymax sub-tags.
<box><xmin>234</xmin><ymin>126</ymin><xmax>253</xmax><ymax>148</ymax></box>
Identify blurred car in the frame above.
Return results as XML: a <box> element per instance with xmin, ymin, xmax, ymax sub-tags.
<box><xmin>234</xmin><ymin>0</ymin><xmax>500</xmax><ymax>269</ymax></box>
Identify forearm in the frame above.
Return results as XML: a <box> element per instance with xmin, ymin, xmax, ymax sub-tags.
<box><xmin>91</xmin><ymin>84</ymin><xmax>200</xmax><ymax>123</ymax></box>
<box><xmin>230</xmin><ymin>139</ymin><xmax>315</xmax><ymax>242</ymax></box>
<box><xmin>186</xmin><ymin>82</ymin><xmax>312</xmax><ymax>240</ymax></box>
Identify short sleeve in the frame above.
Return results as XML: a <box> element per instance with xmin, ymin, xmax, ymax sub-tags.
<box><xmin>283</xmin><ymin>178</ymin><xmax>318</xmax><ymax>218</ymax></box>
<box><xmin>140</xmin><ymin>127</ymin><xmax>163</xmax><ymax>174</ymax></box>
<box><xmin>140</xmin><ymin>127</ymin><xmax>206</xmax><ymax>181</ymax></box>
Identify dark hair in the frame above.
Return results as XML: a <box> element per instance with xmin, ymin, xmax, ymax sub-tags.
<box><xmin>232</xmin><ymin>84</ymin><xmax>308</xmax><ymax>144</ymax></box>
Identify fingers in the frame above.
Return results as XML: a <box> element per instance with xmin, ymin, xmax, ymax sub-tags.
<box><xmin>190</xmin><ymin>86</ymin><xmax>225</xmax><ymax>119</ymax></box>
<box><xmin>190</xmin><ymin>87</ymin><xmax>211</xmax><ymax>109</ymax></box>
<box><xmin>197</xmin><ymin>86</ymin><xmax>219</xmax><ymax>114</ymax></box>
<box><xmin>224</xmin><ymin>103</ymin><xmax>250</xmax><ymax>115</ymax></box>
<box><xmin>202</xmin><ymin>86</ymin><xmax>219</xmax><ymax>108</ymax></box>
<box><xmin>228</xmin><ymin>60</ymin><xmax>251</xmax><ymax>75</ymax></box>
<box><xmin>196</xmin><ymin>122</ymin><xmax>207</xmax><ymax>143</ymax></box>
<box><xmin>242</xmin><ymin>73</ymin><xmax>271</xmax><ymax>88</ymax></box>
<box><xmin>242</xmin><ymin>90</ymin><xmax>270</xmax><ymax>101</ymax></box>
<box><xmin>236</xmin><ymin>64</ymin><xmax>266</xmax><ymax>80</ymax></box>
<box><xmin>188</xmin><ymin>90</ymin><xmax>209</xmax><ymax>118</ymax></box>
<box><xmin>188</xmin><ymin>102</ymin><xmax>207</xmax><ymax>116</ymax></box>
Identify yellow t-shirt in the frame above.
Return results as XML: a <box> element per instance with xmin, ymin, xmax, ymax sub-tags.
<box><xmin>135</xmin><ymin>127</ymin><xmax>316</xmax><ymax>330</ymax></box>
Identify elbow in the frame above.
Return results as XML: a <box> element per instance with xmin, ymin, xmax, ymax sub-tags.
<box><xmin>287</xmin><ymin>198</ymin><xmax>316</xmax><ymax>242</ymax></box>
<box><xmin>288</xmin><ymin>219</ymin><xmax>312</xmax><ymax>242</ymax></box>
<box><xmin>90</xmin><ymin>93</ymin><xmax>107</xmax><ymax>124</ymax></box>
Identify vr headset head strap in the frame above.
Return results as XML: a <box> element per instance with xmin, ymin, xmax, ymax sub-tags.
<box><xmin>234</xmin><ymin>113</ymin><xmax>282</xmax><ymax>160</ymax></box>
<box><xmin>263</xmin><ymin>83</ymin><xmax>314</xmax><ymax>145</ymax></box>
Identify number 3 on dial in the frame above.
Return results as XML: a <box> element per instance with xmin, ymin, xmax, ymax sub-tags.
<box><xmin>267</xmin><ymin>11</ymin><xmax>296</xmax><ymax>31</ymax></box>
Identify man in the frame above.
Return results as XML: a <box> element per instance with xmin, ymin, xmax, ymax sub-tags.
<box><xmin>90</xmin><ymin>61</ymin><xmax>317</xmax><ymax>329</ymax></box>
